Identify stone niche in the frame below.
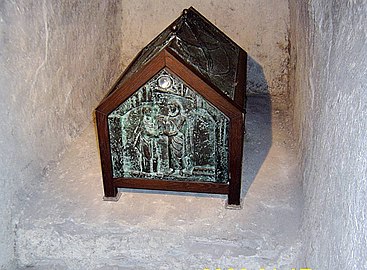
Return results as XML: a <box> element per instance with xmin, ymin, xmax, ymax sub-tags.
<box><xmin>95</xmin><ymin>7</ymin><xmax>247</xmax><ymax>206</ymax></box>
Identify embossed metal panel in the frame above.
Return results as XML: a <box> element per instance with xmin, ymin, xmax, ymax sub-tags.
<box><xmin>112</xmin><ymin>8</ymin><xmax>239</xmax><ymax>101</ymax></box>
<box><xmin>108</xmin><ymin>69</ymin><xmax>229</xmax><ymax>183</ymax></box>
<box><xmin>169</xmin><ymin>10</ymin><xmax>240</xmax><ymax>100</ymax></box>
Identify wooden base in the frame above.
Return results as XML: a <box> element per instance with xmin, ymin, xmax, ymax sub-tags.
<box><xmin>225</xmin><ymin>199</ymin><xmax>243</xmax><ymax>210</ymax></box>
<box><xmin>103</xmin><ymin>192</ymin><xmax>122</xmax><ymax>202</ymax></box>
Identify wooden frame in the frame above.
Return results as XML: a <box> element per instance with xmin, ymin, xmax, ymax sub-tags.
<box><xmin>96</xmin><ymin>48</ymin><xmax>246</xmax><ymax>206</ymax></box>
<box><xmin>95</xmin><ymin>7</ymin><xmax>247</xmax><ymax>206</ymax></box>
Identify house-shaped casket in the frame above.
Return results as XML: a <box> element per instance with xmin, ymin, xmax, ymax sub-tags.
<box><xmin>95</xmin><ymin>7</ymin><xmax>247</xmax><ymax>206</ymax></box>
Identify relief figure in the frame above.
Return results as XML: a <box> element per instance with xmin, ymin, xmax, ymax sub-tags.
<box><xmin>108</xmin><ymin>69</ymin><xmax>229</xmax><ymax>183</ymax></box>
<box><xmin>162</xmin><ymin>99</ymin><xmax>192</xmax><ymax>175</ymax></box>
<box><xmin>133</xmin><ymin>105</ymin><xmax>163</xmax><ymax>175</ymax></box>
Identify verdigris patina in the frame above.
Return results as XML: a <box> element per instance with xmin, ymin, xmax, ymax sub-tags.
<box><xmin>108</xmin><ymin>69</ymin><xmax>229</xmax><ymax>183</ymax></box>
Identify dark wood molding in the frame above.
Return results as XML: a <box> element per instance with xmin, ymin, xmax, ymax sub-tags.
<box><xmin>95</xmin><ymin>110</ymin><xmax>117</xmax><ymax>197</ymax></box>
<box><xmin>234</xmin><ymin>49</ymin><xmax>247</xmax><ymax>110</ymax></box>
<box><xmin>96</xmin><ymin>49</ymin><xmax>166</xmax><ymax>115</ymax></box>
<box><xmin>113</xmin><ymin>178</ymin><xmax>228</xmax><ymax>194</ymax></box>
<box><xmin>228</xmin><ymin>115</ymin><xmax>245</xmax><ymax>205</ymax></box>
<box><xmin>164</xmin><ymin>48</ymin><xmax>243</xmax><ymax>118</ymax></box>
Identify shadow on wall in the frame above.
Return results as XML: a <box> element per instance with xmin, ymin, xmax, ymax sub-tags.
<box><xmin>242</xmin><ymin>56</ymin><xmax>272</xmax><ymax>197</ymax></box>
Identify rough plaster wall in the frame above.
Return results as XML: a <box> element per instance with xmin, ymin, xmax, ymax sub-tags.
<box><xmin>289</xmin><ymin>0</ymin><xmax>367</xmax><ymax>268</ymax></box>
<box><xmin>0</xmin><ymin>1</ymin><xmax>124</xmax><ymax>268</ymax></box>
<box><xmin>119</xmin><ymin>0</ymin><xmax>290</xmax><ymax>109</ymax></box>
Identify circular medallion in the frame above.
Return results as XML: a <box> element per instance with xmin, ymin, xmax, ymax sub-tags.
<box><xmin>157</xmin><ymin>75</ymin><xmax>172</xmax><ymax>89</ymax></box>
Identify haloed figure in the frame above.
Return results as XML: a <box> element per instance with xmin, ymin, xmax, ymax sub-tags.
<box><xmin>163</xmin><ymin>100</ymin><xmax>186</xmax><ymax>174</ymax></box>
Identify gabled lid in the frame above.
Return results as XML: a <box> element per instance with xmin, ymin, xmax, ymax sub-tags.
<box><xmin>107</xmin><ymin>7</ymin><xmax>246</xmax><ymax>103</ymax></box>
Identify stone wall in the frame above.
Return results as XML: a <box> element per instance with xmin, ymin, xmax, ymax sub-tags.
<box><xmin>289</xmin><ymin>0</ymin><xmax>367</xmax><ymax>268</ymax></box>
<box><xmin>0</xmin><ymin>1</ymin><xmax>124</xmax><ymax>268</ymax></box>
